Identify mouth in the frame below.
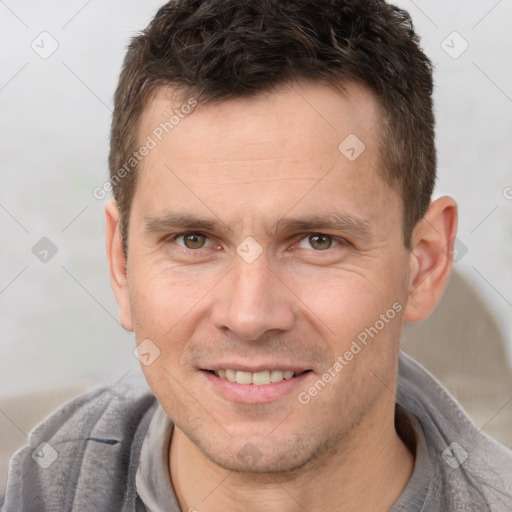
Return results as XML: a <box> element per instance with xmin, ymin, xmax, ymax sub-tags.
<box><xmin>201</xmin><ymin>366</ymin><xmax>313</xmax><ymax>404</ymax></box>
<box><xmin>203</xmin><ymin>368</ymin><xmax>312</xmax><ymax>385</ymax></box>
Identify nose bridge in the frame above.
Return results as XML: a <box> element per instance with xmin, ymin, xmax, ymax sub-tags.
<box><xmin>232</xmin><ymin>254</ymin><xmax>272</xmax><ymax>308</ymax></box>
<box><xmin>211</xmin><ymin>251</ymin><xmax>295</xmax><ymax>339</ymax></box>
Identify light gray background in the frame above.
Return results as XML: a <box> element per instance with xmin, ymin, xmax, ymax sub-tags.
<box><xmin>1</xmin><ymin>0</ymin><xmax>511</xmax><ymax>396</ymax></box>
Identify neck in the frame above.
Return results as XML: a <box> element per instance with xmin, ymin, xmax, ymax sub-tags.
<box><xmin>168</xmin><ymin>402</ymin><xmax>415</xmax><ymax>512</ymax></box>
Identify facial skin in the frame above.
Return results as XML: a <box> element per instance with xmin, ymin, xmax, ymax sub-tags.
<box><xmin>106</xmin><ymin>81</ymin><xmax>457</xmax><ymax>511</ymax></box>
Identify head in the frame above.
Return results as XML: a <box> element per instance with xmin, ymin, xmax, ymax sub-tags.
<box><xmin>109</xmin><ymin>0</ymin><xmax>437</xmax><ymax>255</ymax></box>
<box><xmin>106</xmin><ymin>0</ymin><xmax>457</xmax><ymax>474</ymax></box>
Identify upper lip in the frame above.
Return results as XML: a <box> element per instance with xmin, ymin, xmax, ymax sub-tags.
<box><xmin>202</xmin><ymin>363</ymin><xmax>311</xmax><ymax>373</ymax></box>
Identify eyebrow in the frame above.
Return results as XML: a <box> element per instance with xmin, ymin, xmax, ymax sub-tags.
<box><xmin>143</xmin><ymin>211</ymin><xmax>373</xmax><ymax>239</ymax></box>
<box><xmin>273</xmin><ymin>213</ymin><xmax>373</xmax><ymax>238</ymax></box>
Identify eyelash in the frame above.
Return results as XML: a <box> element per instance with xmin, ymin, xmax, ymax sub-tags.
<box><xmin>168</xmin><ymin>232</ymin><xmax>348</xmax><ymax>254</ymax></box>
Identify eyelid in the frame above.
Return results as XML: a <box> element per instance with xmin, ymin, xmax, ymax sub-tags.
<box><xmin>295</xmin><ymin>232</ymin><xmax>347</xmax><ymax>250</ymax></box>
<box><xmin>171</xmin><ymin>231</ymin><xmax>214</xmax><ymax>250</ymax></box>
<box><xmin>165</xmin><ymin>231</ymin><xmax>349</xmax><ymax>253</ymax></box>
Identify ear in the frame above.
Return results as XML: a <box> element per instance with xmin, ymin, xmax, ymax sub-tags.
<box><xmin>105</xmin><ymin>200</ymin><xmax>133</xmax><ymax>331</ymax></box>
<box><xmin>404</xmin><ymin>196</ymin><xmax>458</xmax><ymax>322</ymax></box>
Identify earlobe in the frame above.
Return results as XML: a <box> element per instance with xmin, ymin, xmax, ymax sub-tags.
<box><xmin>105</xmin><ymin>200</ymin><xmax>134</xmax><ymax>331</ymax></box>
<box><xmin>404</xmin><ymin>196</ymin><xmax>458</xmax><ymax>323</ymax></box>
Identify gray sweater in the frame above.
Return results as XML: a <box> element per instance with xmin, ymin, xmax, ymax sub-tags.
<box><xmin>2</xmin><ymin>352</ymin><xmax>512</xmax><ymax>511</ymax></box>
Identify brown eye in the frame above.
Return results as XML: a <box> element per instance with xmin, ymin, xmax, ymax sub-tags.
<box><xmin>179</xmin><ymin>232</ymin><xmax>208</xmax><ymax>249</ymax></box>
<box><xmin>308</xmin><ymin>234</ymin><xmax>333</xmax><ymax>250</ymax></box>
<box><xmin>297</xmin><ymin>233</ymin><xmax>339</xmax><ymax>251</ymax></box>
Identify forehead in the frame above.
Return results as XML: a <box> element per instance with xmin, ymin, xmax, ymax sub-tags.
<box><xmin>139</xmin><ymin>80</ymin><xmax>380</xmax><ymax>166</ymax></box>
<box><xmin>133</xmin><ymin>81</ymin><xmax>399</xmax><ymax>237</ymax></box>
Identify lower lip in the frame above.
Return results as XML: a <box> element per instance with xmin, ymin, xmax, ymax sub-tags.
<box><xmin>201</xmin><ymin>370</ymin><xmax>312</xmax><ymax>404</ymax></box>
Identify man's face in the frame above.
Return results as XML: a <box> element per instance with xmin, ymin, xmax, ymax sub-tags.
<box><xmin>121</xmin><ymin>81</ymin><xmax>412</xmax><ymax>472</ymax></box>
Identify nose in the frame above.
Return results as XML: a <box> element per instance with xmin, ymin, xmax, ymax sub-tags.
<box><xmin>210</xmin><ymin>252</ymin><xmax>296</xmax><ymax>341</ymax></box>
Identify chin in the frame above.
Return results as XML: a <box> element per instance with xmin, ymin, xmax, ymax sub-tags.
<box><xmin>194</xmin><ymin>433</ymin><xmax>327</xmax><ymax>475</ymax></box>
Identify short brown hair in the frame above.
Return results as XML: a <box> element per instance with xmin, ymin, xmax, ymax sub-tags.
<box><xmin>109</xmin><ymin>0</ymin><xmax>436</xmax><ymax>254</ymax></box>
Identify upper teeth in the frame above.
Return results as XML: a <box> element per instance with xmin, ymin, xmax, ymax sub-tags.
<box><xmin>215</xmin><ymin>369</ymin><xmax>295</xmax><ymax>385</ymax></box>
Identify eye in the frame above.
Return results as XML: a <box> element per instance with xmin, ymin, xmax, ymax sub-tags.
<box><xmin>297</xmin><ymin>233</ymin><xmax>340</xmax><ymax>251</ymax></box>
<box><xmin>174</xmin><ymin>232</ymin><xmax>211</xmax><ymax>250</ymax></box>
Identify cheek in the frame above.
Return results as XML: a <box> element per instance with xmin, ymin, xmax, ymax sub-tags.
<box><xmin>128</xmin><ymin>260</ymin><xmax>206</xmax><ymax>333</ymax></box>
<box><xmin>298</xmin><ymin>261</ymin><xmax>406</xmax><ymax>378</ymax></box>
<box><xmin>298</xmin><ymin>267</ymin><xmax>392</xmax><ymax>330</ymax></box>
<box><xmin>127</xmin><ymin>271</ymin><xmax>189</xmax><ymax>374</ymax></box>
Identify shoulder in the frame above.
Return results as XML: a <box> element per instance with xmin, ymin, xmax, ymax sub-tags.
<box><xmin>2</xmin><ymin>377</ymin><xmax>157</xmax><ymax>512</ymax></box>
<box><xmin>397</xmin><ymin>351</ymin><xmax>512</xmax><ymax>511</ymax></box>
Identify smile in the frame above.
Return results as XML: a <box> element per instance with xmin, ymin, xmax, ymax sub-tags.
<box><xmin>202</xmin><ymin>367</ymin><xmax>313</xmax><ymax>403</ymax></box>
<box><xmin>212</xmin><ymin>369</ymin><xmax>310</xmax><ymax>385</ymax></box>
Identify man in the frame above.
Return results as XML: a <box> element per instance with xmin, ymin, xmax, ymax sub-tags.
<box><xmin>3</xmin><ymin>0</ymin><xmax>512</xmax><ymax>510</ymax></box>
